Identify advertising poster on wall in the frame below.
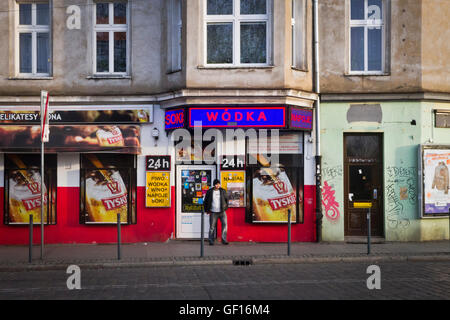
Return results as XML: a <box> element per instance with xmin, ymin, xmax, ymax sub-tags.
<box><xmin>247</xmin><ymin>133</ymin><xmax>304</xmax><ymax>224</ymax></box>
<box><xmin>4</xmin><ymin>154</ymin><xmax>57</xmax><ymax>225</ymax></box>
<box><xmin>146</xmin><ymin>172</ymin><xmax>171</xmax><ymax>207</ymax></box>
<box><xmin>181</xmin><ymin>169</ymin><xmax>212</xmax><ymax>213</ymax></box>
<box><xmin>81</xmin><ymin>154</ymin><xmax>134</xmax><ymax>224</ymax></box>
<box><xmin>220</xmin><ymin>171</ymin><xmax>245</xmax><ymax>207</ymax></box>
<box><xmin>0</xmin><ymin>125</ymin><xmax>140</xmax><ymax>153</ymax></box>
<box><xmin>422</xmin><ymin>147</ymin><xmax>450</xmax><ymax>216</ymax></box>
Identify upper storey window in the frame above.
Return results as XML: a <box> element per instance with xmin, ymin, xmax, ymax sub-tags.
<box><xmin>16</xmin><ymin>2</ymin><xmax>51</xmax><ymax>77</ymax></box>
<box><xmin>205</xmin><ymin>0</ymin><xmax>272</xmax><ymax>67</ymax></box>
<box><xmin>349</xmin><ymin>0</ymin><xmax>385</xmax><ymax>74</ymax></box>
<box><xmin>93</xmin><ymin>2</ymin><xmax>129</xmax><ymax>75</ymax></box>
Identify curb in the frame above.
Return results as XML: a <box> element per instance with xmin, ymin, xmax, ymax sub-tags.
<box><xmin>1</xmin><ymin>254</ymin><xmax>449</xmax><ymax>272</ymax></box>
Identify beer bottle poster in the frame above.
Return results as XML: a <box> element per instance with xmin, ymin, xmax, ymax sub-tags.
<box><xmin>82</xmin><ymin>154</ymin><xmax>130</xmax><ymax>224</ymax></box>
<box><xmin>220</xmin><ymin>171</ymin><xmax>245</xmax><ymax>207</ymax></box>
<box><xmin>146</xmin><ymin>172</ymin><xmax>170</xmax><ymax>207</ymax></box>
<box><xmin>247</xmin><ymin>132</ymin><xmax>304</xmax><ymax>224</ymax></box>
<box><xmin>5</xmin><ymin>154</ymin><xmax>57</xmax><ymax>225</ymax></box>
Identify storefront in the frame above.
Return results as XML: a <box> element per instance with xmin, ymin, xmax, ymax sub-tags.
<box><xmin>320</xmin><ymin>101</ymin><xmax>450</xmax><ymax>242</ymax></box>
<box><xmin>0</xmin><ymin>103</ymin><xmax>317</xmax><ymax>244</ymax></box>
<box><xmin>0</xmin><ymin>105</ymin><xmax>158</xmax><ymax>245</ymax></box>
<box><xmin>165</xmin><ymin>105</ymin><xmax>317</xmax><ymax>242</ymax></box>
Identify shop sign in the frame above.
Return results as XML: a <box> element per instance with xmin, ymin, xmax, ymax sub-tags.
<box><xmin>146</xmin><ymin>155</ymin><xmax>171</xmax><ymax>171</ymax></box>
<box><xmin>189</xmin><ymin>107</ymin><xmax>286</xmax><ymax>128</ymax></box>
<box><xmin>0</xmin><ymin>125</ymin><xmax>141</xmax><ymax>154</ymax></box>
<box><xmin>289</xmin><ymin>107</ymin><xmax>313</xmax><ymax>131</ymax></box>
<box><xmin>0</xmin><ymin>108</ymin><xmax>152</xmax><ymax>124</ymax></box>
<box><xmin>220</xmin><ymin>171</ymin><xmax>245</xmax><ymax>208</ymax></box>
<box><xmin>220</xmin><ymin>155</ymin><xmax>245</xmax><ymax>170</ymax></box>
<box><xmin>146</xmin><ymin>172</ymin><xmax>171</xmax><ymax>208</ymax></box>
<box><xmin>165</xmin><ymin>109</ymin><xmax>185</xmax><ymax>130</ymax></box>
<box><xmin>420</xmin><ymin>146</ymin><xmax>450</xmax><ymax>216</ymax></box>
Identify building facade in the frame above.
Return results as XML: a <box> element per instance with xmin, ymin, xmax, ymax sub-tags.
<box><xmin>0</xmin><ymin>0</ymin><xmax>318</xmax><ymax>245</ymax></box>
<box><xmin>319</xmin><ymin>0</ymin><xmax>450</xmax><ymax>241</ymax></box>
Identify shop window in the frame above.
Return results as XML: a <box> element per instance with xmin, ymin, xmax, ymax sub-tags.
<box><xmin>4</xmin><ymin>154</ymin><xmax>57</xmax><ymax>225</ymax></box>
<box><xmin>80</xmin><ymin>154</ymin><xmax>136</xmax><ymax>224</ymax></box>
<box><xmin>246</xmin><ymin>132</ymin><xmax>304</xmax><ymax>224</ymax></box>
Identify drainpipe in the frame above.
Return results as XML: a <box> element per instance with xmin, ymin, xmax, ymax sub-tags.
<box><xmin>313</xmin><ymin>0</ymin><xmax>323</xmax><ymax>242</ymax></box>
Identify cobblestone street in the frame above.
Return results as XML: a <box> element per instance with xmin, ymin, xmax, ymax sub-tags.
<box><xmin>1</xmin><ymin>261</ymin><xmax>449</xmax><ymax>300</ymax></box>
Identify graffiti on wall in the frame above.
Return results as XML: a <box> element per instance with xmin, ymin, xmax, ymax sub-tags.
<box><xmin>322</xmin><ymin>165</ymin><xmax>343</xmax><ymax>222</ymax></box>
<box><xmin>322</xmin><ymin>181</ymin><xmax>340</xmax><ymax>222</ymax></box>
<box><xmin>386</xmin><ymin>166</ymin><xmax>417</xmax><ymax>229</ymax></box>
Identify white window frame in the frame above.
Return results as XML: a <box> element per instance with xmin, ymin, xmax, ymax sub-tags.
<box><xmin>203</xmin><ymin>0</ymin><xmax>272</xmax><ymax>67</ymax></box>
<box><xmin>92</xmin><ymin>1</ymin><xmax>130</xmax><ymax>76</ymax></box>
<box><xmin>349</xmin><ymin>0</ymin><xmax>385</xmax><ymax>75</ymax></box>
<box><xmin>167</xmin><ymin>0</ymin><xmax>182</xmax><ymax>73</ymax></box>
<box><xmin>291</xmin><ymin>0</ymin><xmax>306</xmax><ymax>70</ymax></box>
<box><xmin>14</xmin><ymin>1</ymin><xmax>52</xmax><ymax>77</ymax></box>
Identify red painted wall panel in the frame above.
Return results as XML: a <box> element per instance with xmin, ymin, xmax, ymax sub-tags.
<box><xmin>0</xmin><ymin>185</ymin><xmax>316</xmax><ymax>245</ymax></box>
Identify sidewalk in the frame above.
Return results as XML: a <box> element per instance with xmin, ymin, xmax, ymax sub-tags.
<box><xmin>1</xmin><ymin>240</ymin><xmax>449</xmax><ymax>271</ymax></box>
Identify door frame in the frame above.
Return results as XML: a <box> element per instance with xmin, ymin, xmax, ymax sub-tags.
<box><xmin>175</xmin><ymin>164</ymin><xmax>217</xmax><ymax>239</ymax></box>
<box><xmin>343</xmin><ymin>133</ymin><xmax>385</xmax><ymax>237</ymax></box>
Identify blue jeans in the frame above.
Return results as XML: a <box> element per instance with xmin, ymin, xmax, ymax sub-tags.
<box><xmin>209</xmin><ymin>211</ymin><xmax>227</xmax><ymax>243</ymax></box>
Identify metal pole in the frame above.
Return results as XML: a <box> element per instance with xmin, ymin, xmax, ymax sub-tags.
<box><xmin>201</xmin><ymin>208</ymin><xmax>204</xmax><ymax>258</ymax></box>
<box><xmin>29</xmin><ymin>215</ymin><xmax>33</xmax><ymax>263</ymax></box>
<box><xmin>40</xmin><ymin>122</ymin><xmax>44</xmax><ymax>260</ymax></box>
<box><xmin>288</xmin><ymin>209</ymin><xmax>292</xmax><ymax>256</ymax></box>
<box><xmin>367</xmin><ymin>208</ymin><xmax>371</xmax><ymax>255</ymax></box>
<box><xmin>117</xmin><ymin>213</ymin><xmax>121</xmax><ymax>260</ymax></box>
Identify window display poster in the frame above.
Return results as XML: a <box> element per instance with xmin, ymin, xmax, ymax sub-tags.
<box><xmin>146</xmin><ymin>172</ymin><xmax>171</xmax><ymax>207</ymax></box>
<box><xmin>221</xmin><ymin>171</ymin><xmax>245</xmax><ymax>207</ymax></box>
<box><xmin>82</xmin><ymin>154</ymin><xmax>130</xmax><ymax>223</ymax></box>
<box><xmin>250</xmin><ymin>166</ymin><xmax>299</xmax><ymax>223</ymax></box>
<box><xmin>423</xmin><ymin>148</ymin><xmax>450</xmax><ymax>215</ymax></box>
<box><xmin>5</xmin><ymin>154</ymin><xmax>56</xmax><ymax>225</ymax></box>
<box><xmin>181</xmin><ymin>170</ymin><xmax>211</xmax><ymax>212</ymax></box>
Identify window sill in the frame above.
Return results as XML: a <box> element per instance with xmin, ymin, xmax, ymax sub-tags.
<box><xmin>87</xmin><ymin>75</ymin><xmax>131</xmax><ymax>80</ymax></box>
<box><xmin>198</xmin><ymin>65</ymin><xmax>275</xmax><ymax>70</ymax></box>
<box><xmin>8</xmin><ymin>76</ymin><xmax>53</xmax><ymax>80</ymax></box>
<box><xmin>291</xmin><ymin>67</ymin><xmax>309</xmax><ymax>72</ymax></box>
<box><xmin>344</xmin><ymin>72</ymin><xmax>390</xmax><ymax>77</ymax></box>
<box><xmin>167</xmin><ymin>69</ymin><xmax>182</xmax><ymax>75</ymax></box>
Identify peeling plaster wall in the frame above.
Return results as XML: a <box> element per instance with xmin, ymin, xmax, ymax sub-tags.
<box><xmin>319</xmin><ymin>0</ymin><xmax>423</xmax><ymax>94</ymax></box>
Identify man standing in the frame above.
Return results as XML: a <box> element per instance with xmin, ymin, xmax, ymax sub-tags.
<box><xmin>204</xmin><ymin>179</ymin><xmax>229</xmax><ymax>245</ymax></box>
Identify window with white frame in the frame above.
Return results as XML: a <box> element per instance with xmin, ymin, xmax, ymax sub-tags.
<box><xmin>93</xmin><ymin>2</ymin><xmax>129</xmax><ymax>75</ymax></box>
<box><xmin>16</xmin><ymin>2</ymin><xmax>51</xmax><ymax>76</ymax></box>
<box><xmin>167</xmin><ymin>0</ymin><xmax>182</xmax><ymax>72</ymax></box>
<box><xmin>205</xmin><ymin>0</ymin><xmax>271</xmax><ymax>66</ymax></box>
<box><xmin>349</xmin><ymin>0</ymin><xmax>385</xmax><ymax>73</ymax></box>
<box><xmin>291</xmin><ymin>0</ymin><xmax>306</xmax><ymax>69</ymax></box>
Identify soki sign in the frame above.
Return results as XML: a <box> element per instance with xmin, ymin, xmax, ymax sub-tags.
<box><xmin>189</xmin><ymin>107</ymin><xmax>286</xmax><ymax>128</ymax></box>
<box><xmin>165</xmin><ymin>109</ymin><xmax>185</xmax><ymax>130</ymax></box>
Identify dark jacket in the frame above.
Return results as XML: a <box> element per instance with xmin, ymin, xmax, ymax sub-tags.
<box><xmin>204</xmin><ymin>187</ymin><xmax>229</xmax><ymax>213</ymax></box>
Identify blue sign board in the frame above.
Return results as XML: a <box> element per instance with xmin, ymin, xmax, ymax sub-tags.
<box><xmin>290</xmin><ymin>107</ymin><xmax>313</xmax><ymax>131</ymax></box>
<box><xmin>189</xmin><ymin>107</ymin><xmax>286</xmax><ymax>128</ymax></box>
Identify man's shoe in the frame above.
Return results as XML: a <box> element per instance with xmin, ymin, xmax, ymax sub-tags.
<box><xmin>209</xmin><ymin>241</ymin><xmax>214</xmax><ymax>246</ymax></box>
<box><xmin>222</xmin><ymin>241</ymin><xmax>229</xmax><ymax>245</ymax></box>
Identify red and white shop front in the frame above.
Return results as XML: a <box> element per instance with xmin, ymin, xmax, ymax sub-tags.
<box><xmin>0</xmin><ymin>104</ymin><xmax>317</xmax><ymax>245</ymax></box>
